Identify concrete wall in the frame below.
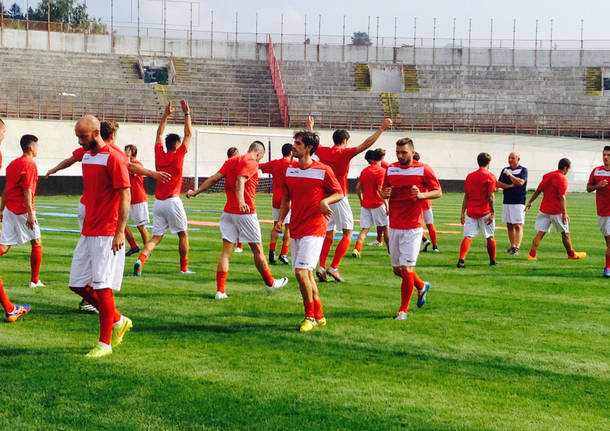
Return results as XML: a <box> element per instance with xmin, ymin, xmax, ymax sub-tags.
<box><xmin>3</xmin><ymin>28</ymin><xmax>610</xmax><ymax>67</ymax></box>
<box><xmin>0</xmin><ymin>118</ymin><xmax>605</xmax><ymax>192</ymax></box>
<box><xmin>370</xmin><ymin>64</ymin><xmax>402</xmax><ymax>92</ymax></box>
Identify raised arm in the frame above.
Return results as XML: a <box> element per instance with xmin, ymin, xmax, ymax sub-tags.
<box><xmin>180</xmin><ymin>99</ymin><xmax>192</xmax><ymax>150</ymax></box>
<box><xmin>156</xmin><ymin>101</ymin><xmax>174</xmax><ymax>143</ymax></box>
<box><xmin>127</xmin><ymin>162</ymin><xmax>171</xmax><ymax>183</ymax></box>
<box><xmin>355</xmin><ymin>118</ymin><xmax>393</xmax><ymax>155</ymax></box>
<box><xmin>186</xmin><ymin>172</ymin><xmax>224</xmax><ymax>198</ymax></box>
<box><xmin>45</xmin><ymin>156</ymin><xmax>77</xmax><ymax>179</ymax></box>
<box><xmin>306</xmin><ymin>115</ymin><xmax>314</xmax><ymax>132</ymax></box>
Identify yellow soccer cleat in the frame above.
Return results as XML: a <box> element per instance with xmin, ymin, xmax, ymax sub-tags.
<box><xmin>315</xmin><ymin>317</ymin><xmax>327</xmax><ymax>327</ymax></box>
<box><xmin>111</xmin><ymin>316</ymin><xmax>133</xmax><ymax>347</ymax></box>
<box><xmin>527</xmin><ymin>255</ymin><xmax>537</xmax><ymax>261</ymax></box>
<box><xmin>351</xmin><ymin>249</ymin><xmax>361</xmax><ymax>258</ymax></box>
<box><xmin>85</xmin><ymin>345</ymin><xmax>112</xmax><ymax>358</ymax></box>
<box><xmin>299</xmin><ymin>317</ymin><xmax>317</xmax><ymax>333</ymax></box>
<box><xmin>568</xmin><ymin>251</ymin><xmax>587</xmax><ymax>260</ymax></box>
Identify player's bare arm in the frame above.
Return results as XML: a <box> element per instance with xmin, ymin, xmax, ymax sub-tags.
<box><xmin>355</xmin><ymin>118</ymin><xmax>393</xmax><ymax>155</ymax></box>
<box><xmin>381</xmin><ymin>186</ymin><xmax>392</xmax><ymax>199</ymax></box>
<box><xmin>356</xmin><ymin>181</ymin><xmax>363</xmax><ymax>205</ymax></box>
<box><xmin>235</xmin><ymin>175</ymin><xmax>249</xmax><ymax>213</ymax></box>
<box><xmin>496</xmin><ymin>179</ymin><xmax>514</xmax><ymax>189</ymax></box>
<box><xmin>112</xmin><ymin>187</ymin><xmax>131</xmax><ymax>254</ymax></box>
<box><xmin>525</xmin><ymin>189</ymin><xmax>541</xmax><ymax>211</ymax></box>
<box><xmin>461</xmin><ymin>194</ymin><xmax>469</xmax><ymax>224</ymax></box>
<box><xmin>485</xmin><ymin>192</ymin><xmax>495</xmax><ymax>225</ymax></box>
<box><xmin>412</xmin><ymin>185</ymin><xmax>442</xmax><ymax>200</ymax></box>
<box><xmin>306</xmin><ymin>115</ymin><xmax>314</xmax><ymax>132</ymax></box>
<box><xmin>560</xmin><ymin>194</ymin><xmax>569</xmax><ymax>224</ymax></box>
<box><xmin>274</xmin><ymin>195</ymin><xmax>291</xmax><ymax>233</ymax></box>
<box><xmin>156</xmin><ymin>101</ymin><xmax>174</xmax><ymax>143</ymax></box>
<box><xmin>186</xmin><ymin>171</ymin><xmax>224</xmax><ymax>198</ymax></box>
<box><xmin>44</xmin><ymin>155</ymin><xmax>77</xmax><ymax>179</ymax></box>
<box><xmin>587</xmin><ymin>179</ymin><xmax>608</xmax><ymax>192</ymax></box>
<box><xmin>23</xmin><ymin>188</ymin><xmax>37</xmax><ymax>230</ymax></box>
<box><xmin>180</xmin><ymin>99</ymin><xmax>192</xmax><ymax>150</ymax></box>
<box><xmin>0</xmin><ymin>191</ymin><xmax>5</xmax><ymax>222</ymax></box>
<box><xmin>320</xmin><ymin>193</ymin><xmax>344</xmax><ymax>216</ymax></box>
<box><xmin>128</xmin><ymin>162</ymin><xmax>171</xmax><ymax>183</ymax></box>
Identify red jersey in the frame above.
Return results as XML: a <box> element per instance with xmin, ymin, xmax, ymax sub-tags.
<box><xmin>219</xmin><ymin>152</ymin><xmax>259</xmax><ymax>214</ymax></box>
<box><xmin>537</xmin><ymin>170</ymin><xmax>568</xmax><ymax>215</ymax></box>
<box><xmin>383</xmin><ymin>161</ymin><xmax>441</xmax><ymax>230</ymax></box>
<box><xmin>129</xmin><ymin>160</ymin><xmax>148</xmax><ymax>204</ymax></box>
<box><xmin>259</xmin><ymin>156</ymin><xmax>294</xmax><ymax>209</ymax></box>
<box><xmin>464</xmin><ymin>168</ymin><xmax>497</xmax><ymax>218</ymax></box>
<box><xmin>81</xmin><ymin>145</ymin><xmax>130</xmax><ymax>236</ymax></box>
<box><xmin>315</xmin><ymin>145</ymin><xmax>359</xmax><ymax>195</ymax></box>
<box><xmin>588</xmin><ymin>166</ymin><xmax>610</xmax><ymax>216</ymax></box>
<box><xmin>358</xmin><ymin>163</ymin><xmax>385</xmax><ymax>209</ymax></box>
<box><xmin>154</xmin><ymin>141</ymin><xmax>187</xmax><ymax>200</ymax></box>
<box><xmin>4</xmin><ymin>155</ymin><xmax>38</xmax><ymax>215</ymax></box>
<box><xmin>381</xmin><ymin>160</ymin><xmax>389</xmax><ymax>170</ymax></box>
<box><xmin>283</xmin><ymin>161</ymin><xmax>343</xmax><ymax>239</ymax></box>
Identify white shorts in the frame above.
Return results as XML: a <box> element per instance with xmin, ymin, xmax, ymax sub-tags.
<box><xmin>290</xmin><ymin>236</ymin><xmax>325</xmax><ymax>271</ymax></box>
<box><xmin>389</xmin><ymin>227</ymin><xmax>423</xmax><ymax>267</ymax></box>
<box><xmin>272</xmin><ymin>207</ymin><xmax>291</xmax><ymax>224</ymax></box>
<box><xmin>129</xmin><ymin>201</ymin><xmax>150</xmax><ymax>226</ymax></box>
<box><xmin>463</xmin><ymin>214</ymin><xmax>495</xmax><ymax>239</ymax></box>
<box><xmin>327</xmin><ymin>196</ymin><xmax>354</xmax><ymax>231</ymax></box>
<box><xmin>69</xmin><ymin>235</ymin><xmax>125</xmax><ymax>291</ymax></box>
<box><xmin>220</xmin><ymin>212</ymin><xmax>262</xmax><ymax>244</ymax></box>
<box><xmin>77</xmin><ymin>202</ymin><xmax>86</xmax><ymax>230</ymax></box>
<box><xmin>599</xmin><ymin>216</ymin><xmax>610</xmax><ymax>237</ymax></box>
<box><xmin>535</xmin><ymin>211</ymin><xmax>569</xmax><ymax>233</ymax></box>
<box><xmin>423</xmin><ymin>208</ymin><xmax>434</xmax><ymax>225</ymax></box>
<box><xmin>153</xmin><ymin>197</ymin><xmax>188</xmax><ymax>236</ymax></box>
<box><xmin>502</xmin><ymin>204</ymin><xmax>525</xmax><ymax>224</ymax></box>
<box><xmin>359</xmin><ymin>204</ymin><xmax>388</xmax><ymax>229</ymax></box>
<box><xmin>0</xmin><ymin>208</ymin><xmax>41</xmax><ymax>245</ymax></box>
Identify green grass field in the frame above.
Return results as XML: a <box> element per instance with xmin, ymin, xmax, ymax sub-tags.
<box><xmin>0</xmin><ymin>192</ymin><xmax>608</xmax><ymax>430</ymax></box>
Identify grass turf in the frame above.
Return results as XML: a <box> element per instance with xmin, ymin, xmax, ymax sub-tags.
<box><xmin>0</xmin><ymin>192</ymin><xmax>608</xmax><ymax>430</ymax></box>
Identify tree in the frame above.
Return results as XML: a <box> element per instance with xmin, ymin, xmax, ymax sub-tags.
<box><xmin>6</xmin><ymin>2</ymin><xmax>24</xmax><ymax>19</ymax></box>
<box><xmin>351</xmin><ymin>31</ymin><xmax>372</xmax><ymax>46</ymax></box>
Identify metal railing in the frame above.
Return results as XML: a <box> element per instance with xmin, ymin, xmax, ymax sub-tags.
<box><xmin>267</xmin><ymin>35</ymin><xmax>289</xmax><ymax>127</ymax></box>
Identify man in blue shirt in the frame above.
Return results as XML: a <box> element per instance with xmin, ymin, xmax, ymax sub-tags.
<box><xmin>497</xmin><ymin>152</ymin><xmax>528</xmax><ymax>255</ymax></box>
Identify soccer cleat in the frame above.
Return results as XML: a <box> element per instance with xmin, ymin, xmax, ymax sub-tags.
<box><xmin>278</xmin><ymin>254</ymin><xmax>290</xmax><ymax>265</ymax></box>
<box><xmin>316</xmin><ymin>267</ymin><xmax>328</xmax><ymax>282</ymax></box>
<box><xmin>568</xmin><ymin>251</ymin><xmax>587</xmax><ymax>260</ymax></box>
<box><xmin>267</xmin><ymin>276</ymin><xmax>288</xmax><ymax>292</ymax></box>
<box><xmin>352</xmin><ymin>249</ymin><xmax>361</xmax><ymax>258</ymax></box>
<box><xmin>489</xmin><ymin>260</ymin><xmax>498</xmax><ymax>266</ymax></box>
<box><xmin>432</xmin><ymin>246</ymin><xmax>439</xmax><ymax>252</ymax></box>
<box><xmin>299</xmin><ymin>317</ymin><xmax>317</xmax><ymax>333</ymax></box>
<box><xmin>456</xmin><ymin>259</ymin><xmax>465</xmax><ymax>268</ymax></box>
<box><xmin>180</xmin><ymin>269</ymin><xmax>196</xmax><ymax>274</ymax></box>
<box><xmin>421</xmin><ymin>238</ymin><xmax>432</xmax><ymax>252</ymax></box>
<box><xmin>215</xmin><ymin>291</ymin><xmax>228</xmax><ymax>299</ymax></box>
<box><xmin>315</xmin><ymin>317</ymin><xmax>327</xmax><ymax>327</ymax></box>
<box><xmin>111</xmin><ymin>317</ymin><xmax>133</xmax><ymax>347</ymax></box>
<box><xmin>125</xmin><ymin>246</ymin><xmax>140</xmax><ymax>257</ymax></box>
<box><xmin>604</xmin><ymin>268</ymin><xmax>610</xmax><ymax>278</ymax></box>
<box><xmin>513</xmin><ymin>248</ymin><xmax>520</xmax><ymax>256</ymax></box>
<box><xmin>506</xmin><ymin>247</ymin><xmax>514</xmax><ymax>254</ymax></box>
<box><xmin>133</xmin><ymin>260</ymin><xmax>142</xmax><ymax>276</ymax></box>
<box><xmin>367</xmin><ymin>240</ymin><xmax>383</xmax><ymax>247</ymax></box>
<box><xmin>78</xmin><ymin>299</ymin><xmax>98</xmax><ymax>314</ymax></box>
<box><xmin>327</xmin><ymin>267</ymin><xmax>344</xmax><ymax>282</ymax></box>
<box><xmin>394</xmin><ymin>311</ymin><xmax>408</xmax><ymax>320</ymax></box>
<box><xmin>85</xmin><ymin>344</ymin><xmax>112</xmax><ymax>358</ymax></box>
<box><xmin>417</xmin><ymin>282</ymin><xmax>430</xmax><ymax>308</ymax></box>
<box><xmin>234</xmin><ymin>247</ymin><xmax>243</xmax><ymax>253</ymax></box>
<box><xmin>29</xmin><ymin>280</ymin><xmax>45</xmax><ymax>288</ymax></box>
<box><xmin>5</xmin><ymin>304</ymin><xmax>31</xmax><ymax>322</ymax></box>
<box><xmin>269</xmin><ymin>250</ymin><xmax>276</xmax><ymax>264</ymax></box>
<box><xmin>527</xmin><ymin>254</ymin><xmax>537</xmax><ymax>261</ymax></box>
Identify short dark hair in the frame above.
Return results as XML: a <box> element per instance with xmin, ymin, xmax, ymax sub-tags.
<box><xmin>294</xmin><ymin>131</ymin><xmax>320</xmax><ymax>155</ymax></box>
<box><xmin>165</xmin><ymin>133</ymin><xmax>181</xmax><ymax>151</ymax></box>
<box><xmin>558</xmin><ymin>158</ymin><xmax>571</xmax><ymax>170</ymax></box>
<box><xmin>332</xmin><ymin>129</ymin><xmax>350</xmax><ymax>145</ymax></box>
<box><xmin>477</xmin><ymin>152</ymin><xmax>491</xmax><ymax>167</ymax></box>
<box><xmin>396</xmin><ymin>138</ymin><xmax>414</xmax><ymax>150</ymax></box>
<box><xmin>227</xmin><ymin>147</ymin><xmax>239</xmax><ymax>158</ymax></box>
<box><xmin>375</xmin><ymin>148</ymin><xmax>386</xmax><ymax>157</ymax></box>
<box><xmin>100</xmin><ymin>120</ymin><xmax>119</xmax><ymax>141</ymax></box>
<box><xmin>364</xmin><ymin>150</ymin><xmax>375</xmax><ymax>161</ymax></box>
<box><xmin>124</xmin><ymin>144</ymin><xmax>137</xmax><ymax>157</ymax></box>
<box><xmin>281</xmin><ymin>143</ymin><xmax>293</xmax><ymax>157</ymax></box>
<box><xmin>604</xmin><ymin>146</ymin><xmax>610</xmax><ymax>152</ymax></box>
<box><xmin>20</xmin><ymin>134</ymin><xmax>38</xmax><ymax>152</ymax></box>
<box><xmin>413</xmin><ymin>152</ymin><xmax>420</xmax><ymax>161</ymax></box>
<box><xmin>248</xmin><ymin>141</ymin><xmax>265</xmax><ymax>153</ymax></box>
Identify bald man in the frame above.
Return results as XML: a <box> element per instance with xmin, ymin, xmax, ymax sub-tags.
<box><xmin>497</xmin><ymin>152</ymin><xmax>528</xmax><ymax>255</ymax></box>
<box><xmin>69</xmin><ymin>115</ymin><xmax>132</xmax><ymax>358</ymax></box>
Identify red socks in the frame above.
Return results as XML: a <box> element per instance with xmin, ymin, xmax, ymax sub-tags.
<box><xmin>269</xmin><ymin>241</ymin><xmax>277</xmax><ymax>252</ymax></box>
<box><xmin>412</xmin><ymin>272</ymin><xmax>424</xmax><ymax>290</ymax></box>
<box><xmin>303</xmin><ymin>300</ymin><xmax>314</xmax><ymax>318</ymax></box>
<box><xmin>137</xmin><ymin>253</ymin><xmax>148</xmax><ymax>265</ymax></box>
<box><xmin>319</xmin><ymin>236</ymin><xmax>333</xmax><ymax>268</ymax></box>
<box><xmin>280</xmin><ymin>242</ymin><xmax>289</xmax><ymax>256</ymax></box>
<box><xmin>0</xmin><ymin>277</ymin><xmax>15</xmax><ymax>314</ymax></box>
<box><xmin>180</xmin><ymin>257</ymin><xmax>188</xmax><ymax>272</ymax></box>
<box><xmin>96</xmin><ymin>288</ymin><xmax>116</xmax><ymax>345</ymax></box>
<box><xmin>216</xmin><ymin>271</ymin><xmax>228</xmax><ymax>293</ymax></box>
<box><xmin>30</xmin><ymin>244</ymin><xmax>42</xmax><ymax>283</ymax></box>
<box><xmin>126</xmin><ymin>229</ymin><xmax>138</xmax><ymax>249</ymax></box>
<box><xmin>261</xmin><ymin>268</ymin><xmax>274</xmax><ymax>287</ymax></box>
<box><xmin>567</xmin><ymin>249</ymin><xmax>575</xmax><ymax>257</ymax></box>
<box><xmin>487</xmin><ymin>239</ymin><xmax>496</xmax><ymax>261</ymax></box>
<box><xmin>605</xmin><ymin>254</ymin><xmax>610</xmax><ymax>269</ymax></box>
<box><xmin>331</xmin><ymin>236</ymin><xmax>351</xmax><ymax>269</ymax></box>
<box><xmin>237</xmin><ymin>242</ymin><xmax>243</xmax><ymax>249</ymax></box>
<box><xmin>529</xmin><ymin>249</ymin><xmax>537</xmax><ymax>258</ymax></box>
<box><xmin>399</xmin><ymin>272</ymin><xmax>415</xmax><ymax>313</ymax></box>
<box><xmin>313</xmin><ymin>298</ymin><xmax>324</xmax><ymax>320</ymax></box>
<box><xmin>427</xmin><ymin>224</ymin><xmax>438</xmax><ymax>246</ymax></box>
<box><xmin>355</xmin><ymin>240</ymin><xmax>363</xmax><ymax>252</ymax></box>
<box><xmin>459</xmin><ymin>237</ymin><xmax>472</xmax><ymax>260</ymax></box>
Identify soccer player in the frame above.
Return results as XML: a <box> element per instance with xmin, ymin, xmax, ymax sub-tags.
<box><xmin>123</xmin><ymin>144</ymin><xmax>150</xmax><ymax>256</ymax></box>
<box><xmin>381</xmin><ymin>138</ymin><xmax>441</xmax><ymax>320</ymax></box>
<box><xmin>186</xmin><ymin>141</ymin><xmax>288</xmax><ymax>299</ymax></box>
<box><xmin>352</xmin><ymin>149</ymin><xmax>388</xmax><ymax>258</ymax></box>
<box><xmin>526</xmin><ymin>158</ymin><xmax>586</xmax><ymax>261</ymax></box>
<box><xmin>274</xmin><ymin>130</ymin><xmax>343</xmax><ymax>332</ymax></box>
<box><xmin>587</xmin><ymin>146</ymin><xmax>610</xmax><ymax>277</ymax></box>
<box><xmin>413</xmin><ymin>152</ymin><xmax>439</xmax><ymax>253</ymax></box>
<box><xmin>497</xmin><ymin>152</ymin><xmax>528</xmax><ymax>255</ymax></box>
<box><xmin>368</xmin><ymin>147</ymin><xmax>389</xmax><ymax>247</ymax></box>
<box><xmin>310</xmin><ymin>116</ymin><xmax>393</xmax><ymax>282</ymax></box>
<box><xmin>134</xmin><ymin>100</ymin><xmax>193</xmax><ymax>276</ymax></box>
<box><xmin>457</xmin><ymin>153</ymin><xmax>498</xmax><ymax>268</ymax></box>
<box><xmin>69</xmin><ymin>114</ymin><xmax>132</xmax><ymax>357</ymax></box>
<box><xmin>227</xmin><ymin>147</ymin><xmax>244</xmax><ymax>253</ymax></box>
<box><xmin>259</xmin><ymin>142</ymin><xmax>294</xmax><ymax>265</ymax></box>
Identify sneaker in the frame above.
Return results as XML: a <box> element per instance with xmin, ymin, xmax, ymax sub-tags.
<box><xmin>125</xmin><ymin>246</ymin><xmax>140</xmax><ymax>257</ymax></box>
<box><xmin>111</xmin><ymin>317</ymin><xmax>133</xmax><ymax>347</ymax></box>
<box><xmin>79</xmin><ymin>299</ymin><xmax>98</xmax><ymax>314</ymax></box>
<box><xmin>215</xmin><ymin>291</ymin><xmax>228</xmax><ymax>299</ymax></box>
<box><xmin>278</xmin><ymin>254</ymin><xmax>290</xmax><ymax>265</ymax></box>
<box><xmin>5</xmin><ymin>304</ymin><xmax>31</xmax><ymax>322</ymax></box>
<box><xmin>267</xmin><ymin>276</ymin><xmax>288</xmax><ymax>292</ymax></box>
<box><xmin>432</xmin><ymin>245</ymin><xmax>439</xmax><ymax>252</ymax></box>
<box><xmin>29</xmin><ymin>280</ymin><xmax>45</xmax><ymax>288</ymax></box>
<box><xmin>352</xmin><ymin>249</ymin><xmax>361</xmax><ymax>258</ymax></box>
<box><xmin>527</xmin><ymin>254</ymin><xmax>537</xmax><ymax>261</ymax></box>
<box><xmin>457</xmin><ymin>259</ymin><xmax>465</xmax><ymax>268</ymax></box>
<box><xmin>489</xmin><ymin>260</ymin><xmax>498</xmax><ymax>266</ymax></box>
<box><xmin>269</xmin><ymin>250</ymin><xmax>276</xmax><ymax>264</ymax></box>
<box><xmin>315</xmin><ymin>317</ymin><xmax>327</xmax><ymax>327</ymax></box>
<box><xmin>506</xmin><ymin>247</ymin><xmax>514</xmax><ymax>254</ymax></box>
<box><xmin>421</xmin><ymin>238</ymin><xmax>432</xmax><ymax>252</ymax></box>
<box><xmin>299</xmin><ymin>317</ymin><xmax>317</xmax><ymax>332</ymax></box>
<box><xmin>367</xmin><ymin>240</ymin><xmax>383</xmax><ymax>247</ymax></box>
<box><xmin>417</xmin><ymin>282</ymin><xmax>430</xmax><ymax>308</ymax></box>
<box><xmin>85</xmin><ymin>344</ymin><xmax>112</xmax><ymax>358</ymax></box>
<box><xmin>568</xmin><ymin>251</ymin><xmax>587</xmax><ymax>260</ymax></box>
<box><xmin>603</xmin><ymin>268</ymin><xmax>610</xmax><ymax>278</ymax></box>
<box><xmin>316</xmin><ymin>267</ymin><xmax>328</xmax><ymax>282</ymax></box>
<box><xmin>180</xmin><ymin>269</ymin><xmax>196</xmax><ymax>274</ymax></box>
<box><xmin>327</xmin><ymin>267</ymin><xmax>344</xmax><ymax>282</ymax></box>
<box><xmin>133</xmin><ymin>260</ymin><xmax>142</xmax><ymax>276</ymax></box>
<box><xmin>235</xmin><ymin>247</ymin><xmax>243</xmax><ymax>253</ymax></box>
<box><xmin>513</xmin><ymin>248</ymin><xmax>520</xmax><ymax>256</ymax></box>
<box><xmin>394</xmin><ymin>311</ymin><xmax>408</xmax><ymax>320</ymax></box>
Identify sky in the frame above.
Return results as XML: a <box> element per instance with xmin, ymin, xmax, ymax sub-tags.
<box><xmin>7</xmin><ymin>0</ymin><xmax>610</xmax><ymax>42</ymax></box>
